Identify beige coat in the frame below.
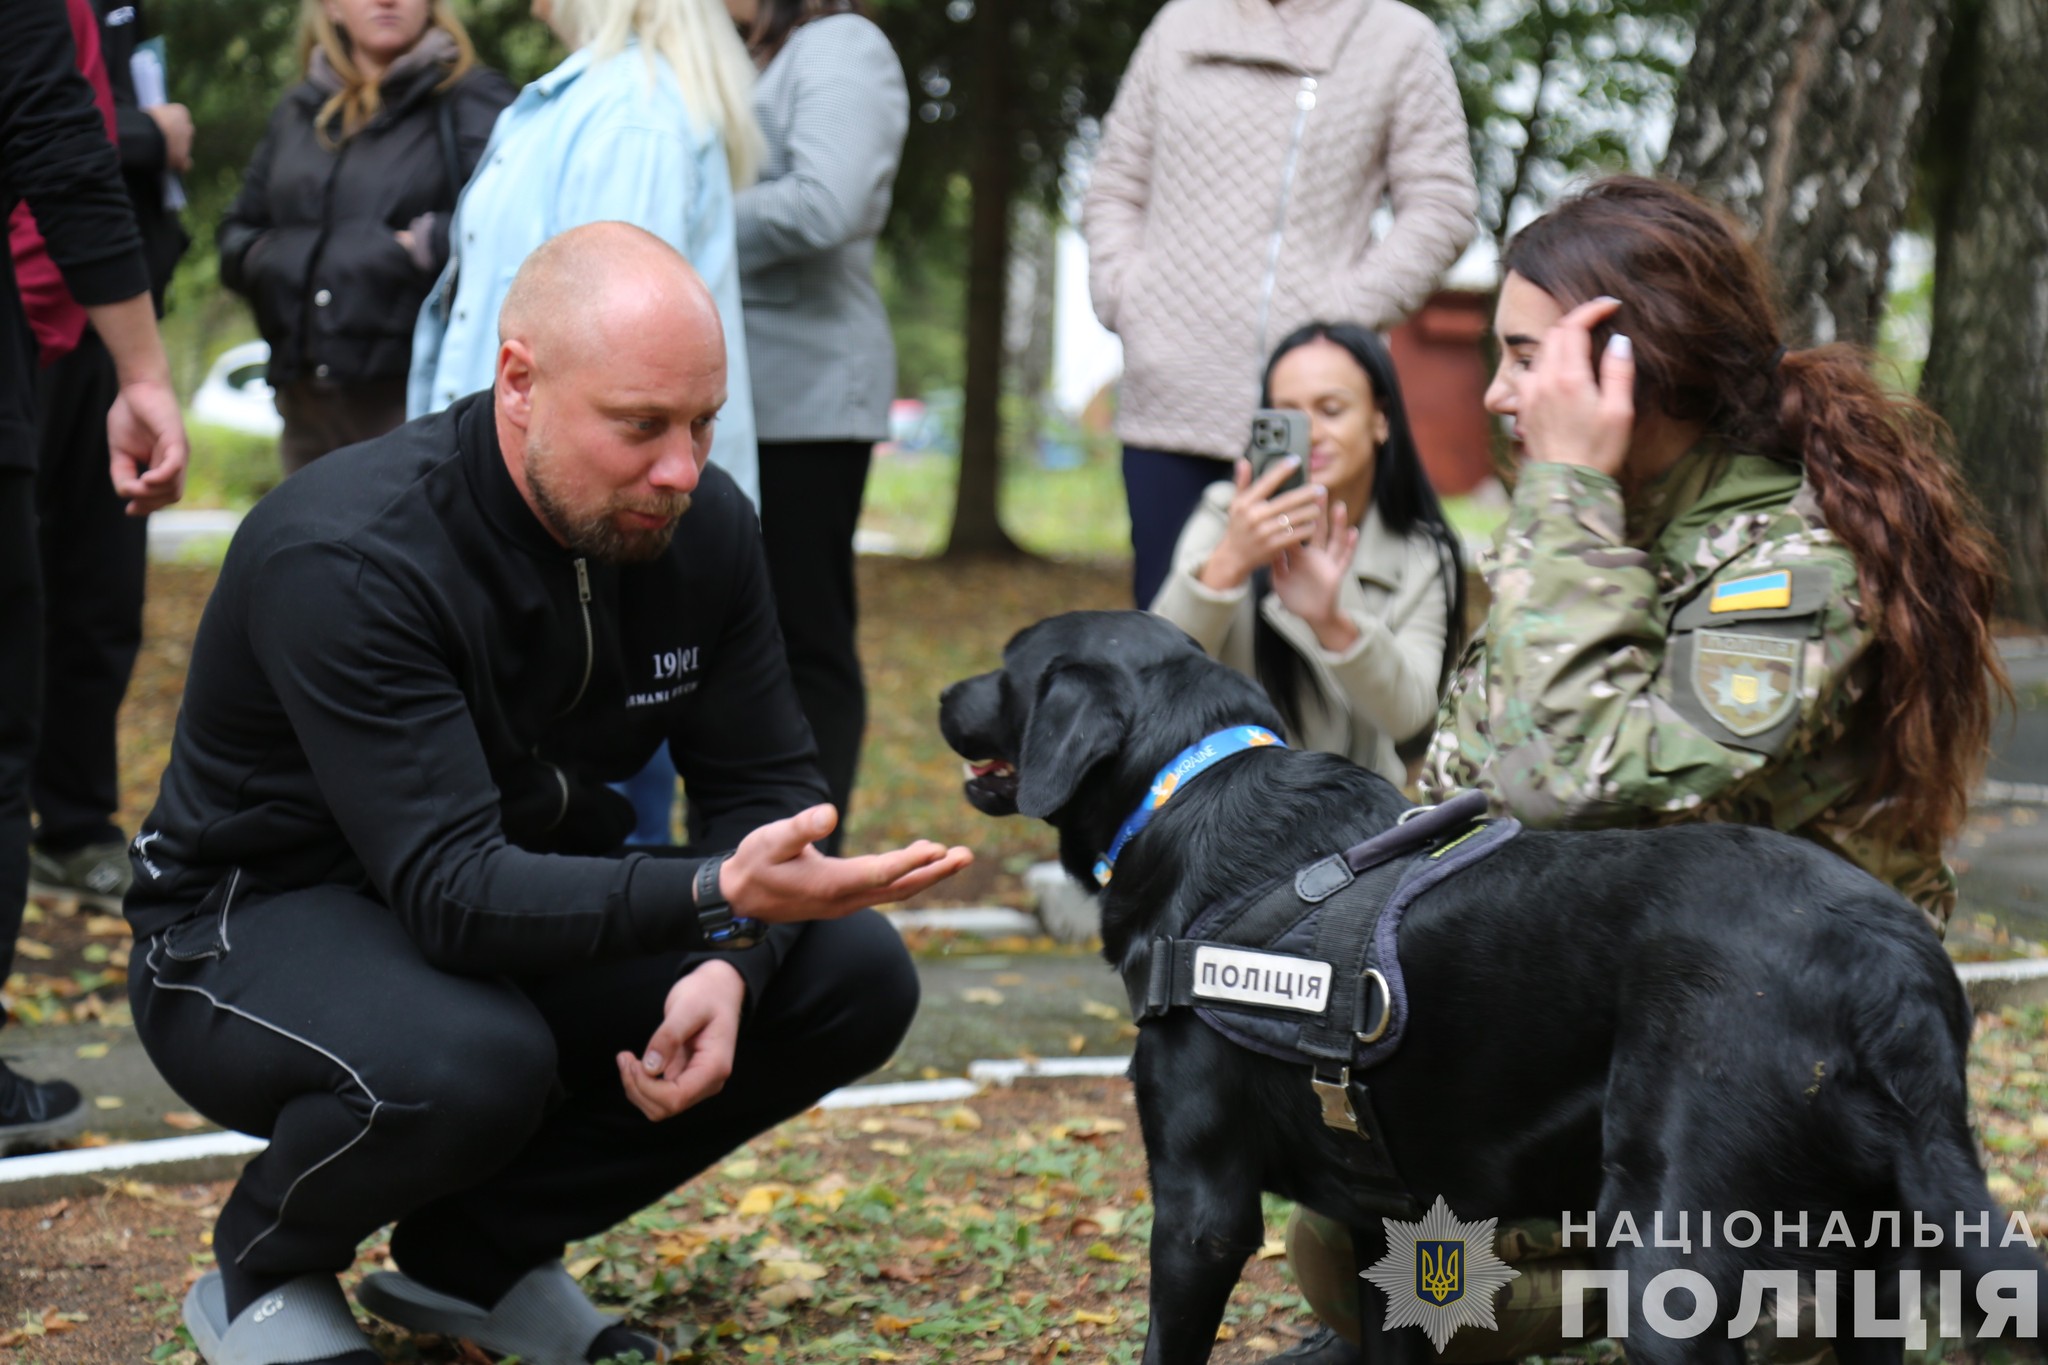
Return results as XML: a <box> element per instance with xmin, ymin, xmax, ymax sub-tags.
<box><xmin>1082</xmin><ymin>0</ymin><xmax>1477</xmax><ymax>460</ymax></box>
<box><xmin>1151</xmin><ymin>482</ymin><xmax>1452</xmax><ymax>784</ymax></box>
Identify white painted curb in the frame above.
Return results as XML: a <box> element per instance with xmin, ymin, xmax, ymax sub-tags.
<box><xmin>0</xmin><ymin>1130</ymin><xmax>264</xmax><ymax>1207</ymax></box>
<box><xmin>884</xmin><ymin>907</ymin><xmax>1041</xmax><ymax>936</ymax></box>
<box><xmin>968</xmin><ymin>1056</ymin><xmax>1130</xmax><ymax>1085</ymax></box>
<box><xmin>814</xmin><ymin>1078</ymin><xmax>982</xmax><ymax>1109</ymax></box>
<box><xmin>1957</xmin><ymin>957</ymin><xmax>2048</xmax><ymax>1009</ymax></box>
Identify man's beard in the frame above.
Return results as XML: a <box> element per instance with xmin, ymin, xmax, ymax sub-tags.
<box><xmin>525</xmin><ymin>429</ymin><xmax>691</xmax><ymax>564</ymax></box>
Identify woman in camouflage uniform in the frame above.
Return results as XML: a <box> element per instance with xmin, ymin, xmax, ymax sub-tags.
<box><xmin>1279</xmin><ymin>176</ymin><xmax>2007</xmax><ymax>1364</ymax></box>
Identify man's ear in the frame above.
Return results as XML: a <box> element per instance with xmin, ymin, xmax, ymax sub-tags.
<box><xmin>1016</xmin><ymin>663</ymin><xmax>1129</xmax><ymax>819</ymax></box>
<box><xmin>496</xmin><ymin>339</ymin><xmax>537</xmax><ymax>430</ymax></box>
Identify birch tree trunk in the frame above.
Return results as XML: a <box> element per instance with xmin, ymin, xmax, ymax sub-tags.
<box><xmin>1662</xmin><ymin>0</ymin><xmax>1950</xmax><ymax>347</ymax></box>
<box><xmin>1920</xmin><ymin>0</ymin><xmax>2048</xmax><ymax>625</ymax></box>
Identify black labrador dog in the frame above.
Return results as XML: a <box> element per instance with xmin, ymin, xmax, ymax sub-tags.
<box><xmin>938</xmin><ymin>610</ymin><xmax>2043</xmax><ymax>1365</ymax></box>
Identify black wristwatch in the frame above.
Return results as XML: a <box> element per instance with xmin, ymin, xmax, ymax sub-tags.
<box><xmin>693</xmin><ymin>853</ymin><xmax>763</xmax><ymax>951</ymax></box>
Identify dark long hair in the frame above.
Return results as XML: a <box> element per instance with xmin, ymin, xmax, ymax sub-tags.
<box><xmin>743</xmin><ymin>0</ymin><xmax>865</xmax><ymax>63</ymax></box>
<box><xmin>1251</xmin><ymin>322</ymin><xmax>1467</xmax><ymax>745</ymax></box>
<box><xmin>1502</xmin><ymin>175</ymin><xmax>2006</xmax><ymax>852</ymax></box>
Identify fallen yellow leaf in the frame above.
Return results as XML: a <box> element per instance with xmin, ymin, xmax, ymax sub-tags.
<box><xmin>1085</xmin><ymin>1241</ymin><xmax>1134</xmax><ymax>1262</ymax></box>
<box><xmin>722</xmin><ymin>1157</ymin><xmax>760</xmax><ymax>1179</ymax></box>
<box><xmin>565</xmin><ymin>1256</ymin><xmax>605</xmax><ymax>1281</ymax></box>
<box><xmin>93</xmin><ymin>1095</ymin><xmax>123</xmax><ymax>1110</ymax></box>
<box><xmin>1072</xmin><ymin>1308</ymin><xmax>1117</xmax><ymax>1325</ymax></box>
<box><xmin>755</xmin><ymin>1257</ymin><xmax>827</xmax><ymax>1286</ymax></box>
<box><xmin>74</xmin><ymin>1043</ymin><xmax>109</xmax><ymax>1060</ymax></box>
<box><xmin>960</xmin><ymin>987</ymin><xmax>1004</xmax><ymax>1006</ymax></box>
<box><xmin>756</xmin><ymin>1279</ymin><xmax>815</xmax><ymax>1309</ymax></box>
<box><xmin>939</xmin><ymin>1106</ymin><xmax>982</xmax><ymax>1132</ymax></box>
<box><xmin>874</xmin><ymin>1313</ymin><xmax>925</xmax><ymax>1334</ymax></box>
<box><xmin>869</xmin><ymin>1139</ymin><xmax>912</xmax><ymax>1157</ymax></box>
<box><xmin>14</xmin><ymin>939</ymin><xmax>52</xmax><ymax>961</ymax></box>
<box><xmin>1080</xmin><ymin>1000</ymin><xmax>1123</xmax><ymax>1021</ymax></box>
<box><xmin>161</xmin><ymin>1111</ymin><xmax>206</xmax><ymax>1131</ymax></box>
<box><xmin>737</xmin><ymin>1183</ymin><xmax>793</xmax><ymax>1216</ymax></box>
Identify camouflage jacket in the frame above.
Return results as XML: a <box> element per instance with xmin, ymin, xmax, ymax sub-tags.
<box><xmin>1420</xmin><ymin>449</ymin><xmax>1953</xmax><ymax>930</ymax></box>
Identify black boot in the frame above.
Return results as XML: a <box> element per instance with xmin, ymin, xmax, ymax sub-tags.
<box><xmin>0</xmin><ymin>1059</ymin><xmax>85</xmax><ymax>1154</ymax></box>
<box><xmin>1271</xmin><ymin>1325</ymin><xmax>1364</xmax><ymax>1362</ymax></box>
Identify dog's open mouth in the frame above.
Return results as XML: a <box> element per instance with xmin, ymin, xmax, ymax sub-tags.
<box><xmin>961</xmin><ymin>758</ymin><xmax>1020</xmax><ymax>816</ymax></box>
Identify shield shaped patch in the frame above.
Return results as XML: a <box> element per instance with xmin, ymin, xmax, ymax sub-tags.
<box><xmin>1416</xmin><ymin>1241</ymin><xmax>1464</xmax><ymax>1305</ymax></box>
<box><xmin>1691</xmin><ymin>630</ymin><xmax>1801</xmax><ymax>737</ymax></box>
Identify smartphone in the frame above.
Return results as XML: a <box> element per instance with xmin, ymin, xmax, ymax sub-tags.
<box><xmin>1247</xmin><ymin>408</ymin><xmax>1309</xmax><ymax>493</ymax></box>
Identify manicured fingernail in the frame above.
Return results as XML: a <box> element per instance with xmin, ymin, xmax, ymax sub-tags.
<box><xmin>1606</xmin><ymin>333</ymin><xmax>1632</xmax><ymax>361</ymax></box>
<box><xmin>1595</xmin><ymin>295</ymin><xmax>1621</xmax><ymax>306</ymax></box>
<box><xmin>643</xmin><ymin>1051</ymin><xmax>664</xmax><ymax>1072</ymax></box>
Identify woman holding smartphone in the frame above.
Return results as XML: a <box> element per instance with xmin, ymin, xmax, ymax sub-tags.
<box><xmin>1150</xmin><ymin>322</ymin><xmax>1464</xmax><ymax>786</ymax></box>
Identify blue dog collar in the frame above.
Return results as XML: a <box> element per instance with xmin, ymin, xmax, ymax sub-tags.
<box><xmin>1094</xmin><ymin>726</ymin><xmax>1285</xmax><ymax>884</ymax></box>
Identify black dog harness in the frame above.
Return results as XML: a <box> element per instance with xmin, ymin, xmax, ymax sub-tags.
<box><xmin>1122</xmin><ymin>790</ymin><xmax>1520</xmax><ymax>1215</ymax></box>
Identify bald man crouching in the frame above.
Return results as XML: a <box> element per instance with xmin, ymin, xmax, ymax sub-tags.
<box><xmin>124</xmin><ymin>224</ymin><xmax>972</xmax><ymax>1365</ymax></box>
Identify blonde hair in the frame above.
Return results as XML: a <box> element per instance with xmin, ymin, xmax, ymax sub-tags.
<box><xmin>298</xmin><ymin>0</ymin><xmax>478</xmax><ymax>145</ymax></box>
<box><xmin>544</xmin><ymin>0</ymin><xmax>763</xmax><ymax>187</ymax></box>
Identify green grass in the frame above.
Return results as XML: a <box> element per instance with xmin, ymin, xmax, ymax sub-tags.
<box><xmin>179</xmin><ymin>419</ymin><xmax>281</xmax><ymax>512</ymax></box>
<box><xmin>860</xmin><ymin>449</ymin><xmax>1129</xmax><ymax>561</ymax></box>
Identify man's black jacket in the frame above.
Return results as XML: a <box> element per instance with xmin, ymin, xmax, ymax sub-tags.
<box><xmin>0</xmin><ymin>0</ymin><xmax>146</xmax><ymax>461</ymax></box>
<box><xmin>127</xmin><ymin>394</ymin><xmax>830</xmax><ymax>1000</ymax></box>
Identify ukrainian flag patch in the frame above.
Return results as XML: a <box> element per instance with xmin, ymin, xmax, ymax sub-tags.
<box><xmin>1709</xmin><ymin>570</ymin><xmax>1792</xmax><ymax>613</ymax></box>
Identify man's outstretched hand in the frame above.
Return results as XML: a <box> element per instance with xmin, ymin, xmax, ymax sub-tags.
<box><xmin>721</xmin><ymin>805</ymin><xmax>972</xmax><ymax>923</ymax></box>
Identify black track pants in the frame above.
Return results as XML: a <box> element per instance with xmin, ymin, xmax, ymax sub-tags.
<box><xmin>130</xmin><ymin>883</ymin><xmax>919</xmax><ymax>1295</ymax></box>
<box><xmin>0</xmin><ymin>471</ymin><xmax>41</xmax><ymax>998</ymax></box>
<box><xmin>33</xmin><ymin>331</ymin><xmax>144</xmax><ymax>853</ymax></box>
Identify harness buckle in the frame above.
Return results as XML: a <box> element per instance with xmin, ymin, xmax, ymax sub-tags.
<box><xmin>1312</xmin><ymin>1066</ymin><xmax>1362</xmax><ymax>1136</ymax></box>
<box><xmin>1355</xmin><ymin>967</ymin><xmax>1392</xmax><ymax>1044</ymax></box>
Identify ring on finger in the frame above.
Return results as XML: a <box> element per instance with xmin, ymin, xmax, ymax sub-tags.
<box><xmin>1278</xmin><ymin>514</ymin><xmax>1293</xmax><ymax>534</ymax></box>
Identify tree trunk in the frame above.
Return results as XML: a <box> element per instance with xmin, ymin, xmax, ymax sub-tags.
<box><xmin>1920</xmin><ymin>0</ymin><xmax>2048</xmax><ymax>626</ymax></box>
<box><xmin>944</xmin><ymin>0</ymin><xmax>1024</xmax><ymax>559</ymax></box>
<box><xmin>1662</xmin><ymin>0</ymin><xmax>1950</xmax><ymax>347</ymax></box>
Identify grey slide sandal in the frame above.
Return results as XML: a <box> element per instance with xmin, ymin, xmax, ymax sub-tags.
<box><xmin>355</xmin><ymin>1260</ymin><xmax>667</xmax><ymax>1364</ymax></box>
<box><xmin>182</xmin><ymin>1271</ymin><xmax>373</xmax><ymax>1365</ymax></box>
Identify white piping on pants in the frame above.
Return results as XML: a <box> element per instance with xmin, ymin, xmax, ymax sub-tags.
<box><xmin>143</xmin><ymin>939</ymin><xmax>388</xmax><ymax>1263</ymax></box>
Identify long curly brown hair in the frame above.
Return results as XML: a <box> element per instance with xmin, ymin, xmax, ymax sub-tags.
<box><xmin>1503</xmin><ymin>175</ymin><xmax>2006</xmax><ymax>853</ymax></box>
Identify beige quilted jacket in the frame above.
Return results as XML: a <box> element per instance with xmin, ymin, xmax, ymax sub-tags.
<box><xmin>1083</xmin><ymin>0</ymin><xmax>1477</xmax><ymax>460</ymax></box>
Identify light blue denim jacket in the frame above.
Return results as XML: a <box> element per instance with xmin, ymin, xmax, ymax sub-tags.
<box><xmin>408</xmin><ymin>41</ymin><xmax>758</xmax><ymax>507</ymax></box>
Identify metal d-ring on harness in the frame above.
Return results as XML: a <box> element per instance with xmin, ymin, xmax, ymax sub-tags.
<box><xmin>1123</xmin><ymin>790</ymin><xmax>1520</xmax><ymax>1216</ymax></box>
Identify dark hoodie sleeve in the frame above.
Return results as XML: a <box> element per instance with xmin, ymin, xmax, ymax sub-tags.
<box><xmin>244</xmin><ymin>539</ymin><xmax>709</xmax><ymax>974</ymax></box>
<box><xmin>2</xmin><ymin>0</ymin><xmax>146</xmax><ymax>306</ymax></box>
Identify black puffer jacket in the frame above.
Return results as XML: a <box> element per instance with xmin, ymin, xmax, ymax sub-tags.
<box><xmin>218</xmin><ymin>45</ymin><xmax>512</xmax><ymax>386</ymax></box>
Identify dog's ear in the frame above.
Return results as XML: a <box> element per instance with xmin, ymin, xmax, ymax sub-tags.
<box><xmin>1016</xmin><ymin>662</ymin><xmax>1129</xmax><ymax>819</ymax></box>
